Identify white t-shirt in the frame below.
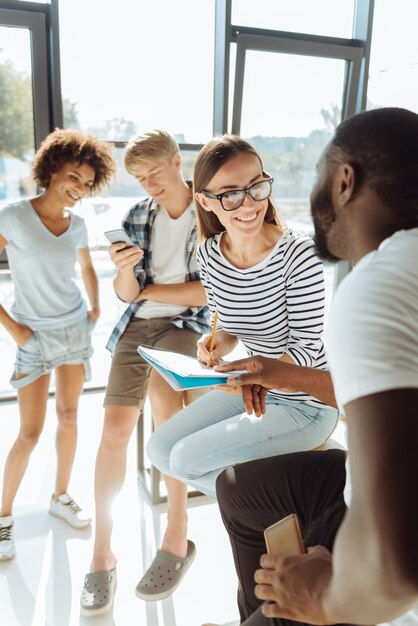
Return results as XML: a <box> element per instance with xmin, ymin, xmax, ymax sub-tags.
<box><xmin>325</xmin><ymin>228</ymin><xmax>418</xmax><ymax>626</ymax></box>
<box><xmin>0</xmin><ymin>199</ymin><xmax>89</xmax><ymax>330</ymax></box>
<box><xmin>135</xmin><ymin>204</ymin><xmax>194</xmax><ymax>319</ymax></box>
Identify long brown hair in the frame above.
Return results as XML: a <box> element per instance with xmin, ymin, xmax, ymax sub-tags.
<box><xmin>193</xmin><ymin>135</ymin><xmax>280</xmax><ymax>239</ymax></box>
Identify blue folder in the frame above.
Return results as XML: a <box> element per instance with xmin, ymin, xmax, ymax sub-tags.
<box><xmin>137</xmin><ymin>344</ymin><xmax>240</xmax><ymax>391</ymax></box>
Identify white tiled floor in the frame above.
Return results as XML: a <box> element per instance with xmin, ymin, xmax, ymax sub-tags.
<box><xmin>0</xmin><ymin>392</ymin><xmax>240</xmax><ymax>626</ymax></box>
<box><xmin>0</xmin><ymin>392</ymin><xmax>347</xmax><ymax>626</ymax></box>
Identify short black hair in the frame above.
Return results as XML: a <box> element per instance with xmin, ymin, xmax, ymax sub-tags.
<box><xmin>329</xmin><ymin>107</ymin><xmax>418</xmax><ymax>215</ymax></box>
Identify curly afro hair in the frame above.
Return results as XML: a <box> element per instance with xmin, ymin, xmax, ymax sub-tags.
<box><xmin>32</xmin><ymin>128</ymin><xmax>116</xmax><ymax>191</ymax></box>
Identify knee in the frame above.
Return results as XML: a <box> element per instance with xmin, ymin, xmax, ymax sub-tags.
<box><xmin>216</xmin><ymin>467</ymin><xmax>232</xmax><ymax>502</ymax></box>
<box><xmin>169</xmin><ymin>442</ymin><xmax>197</xmax><ymax>481</ymax></box>
<box><xmin>216</xmin><ymin>466</ymin><xmax>238</xmax><ymax>515</ymax></box>
<box><xmin>146</xmin><ymin>428</ymin><xmax>169</xmax><ymax>471</ymax></box>
<box><xmin>101</xmin><ymin>421</ymin><xmax>132</xmax><ymax>454</ymax></box>
<box><xmin>56</xmin><ymin>405</ymin><xmax>77</xmax><ymax>427</ymax></box>
<box><xmin>17</xmin><ymin>428</ymin><xmax>41</xmax><ymax>452</ymax></box>
<box><xmin>99</xmin><ymin>407</ymin><xmax>139</xmax><ymax>456</ymax></box>
<box><xmin>149</xmin><ymin>389</ymin><xmax>183</xmax><ymax>428</ymax></box>
<box><xmin>216</xmin><ymin>465</ymin><xmax>257</xmax><ymax>528</ymax></box>
<box><xmin>149</xmin><ymin>393</ymin><xmax>170</xmax><ymax>427</ymax></box>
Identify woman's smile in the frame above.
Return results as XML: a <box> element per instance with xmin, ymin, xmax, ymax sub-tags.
<box><xmin>234</xmin><ymin>210</ymin><xmax>259</xmax><ymax>224</ymax></box>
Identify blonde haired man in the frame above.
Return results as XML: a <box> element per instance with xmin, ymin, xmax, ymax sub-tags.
<box><xmin>80</xmin><ymin>130</ymin><xmax>209</xmax><ymax>616</ymax></box>
<box><xmin>124</xmin><ymin>128</ymin><xmax>179</xmax><ymax>169</ymax></box>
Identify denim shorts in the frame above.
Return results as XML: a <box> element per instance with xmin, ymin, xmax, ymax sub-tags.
<box><xmin>11</xmin><ymin>317</ymin><xmax>94</xmax><ymax>389</ymax></box>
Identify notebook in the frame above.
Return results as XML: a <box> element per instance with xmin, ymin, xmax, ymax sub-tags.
<box><xmin>137</xmin><ymin>344</ymin><xmax>246</xmax><ymax>391</ymax></box>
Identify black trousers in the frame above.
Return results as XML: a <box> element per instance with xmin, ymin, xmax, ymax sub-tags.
<box><xmin>216</xmin><ymin>449</ymin><xmax>347</xmax><ymax>626</ymax></box>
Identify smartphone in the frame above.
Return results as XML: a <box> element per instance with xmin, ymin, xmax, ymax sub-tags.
<box><xmin>104</xmin><ymin>228</ymin><xmax>135</xmax><ymax>247</ymax></box>
<box><xmin>264</xmin><ymin>513</ymin><xmax>305</xmax><ymax>556</ymax></box>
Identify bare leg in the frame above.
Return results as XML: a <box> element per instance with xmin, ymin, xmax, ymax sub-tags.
<box><xmin>0</xmin><ymin>373</ymin><xmax>50</xmax><ymax>516</ymax></box>
<box><xmin>53</xmin><ymin>364</ymin><xmax>85</xmax><ymax>498</ymax></box>
<box><xmin>90</xmin><ymin>405</ymin><xmax>139</xmax><ymax>572</ymax></box>
<box><xmin>147</xmin><ymin>369</ymin><xmax>189</xmax><ymax>558</ymax></box>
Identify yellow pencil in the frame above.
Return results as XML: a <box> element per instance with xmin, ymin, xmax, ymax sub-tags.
<box><xmin>207</xmin><ymin>310</ymin><xmax>218</xmax><ymax>367</ymax></box>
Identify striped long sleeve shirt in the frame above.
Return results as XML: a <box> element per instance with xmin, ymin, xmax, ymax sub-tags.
<box><xmin>197</xmin><ymin>228</ymin><xmax>328</xmax><ymax>407</ymax></box>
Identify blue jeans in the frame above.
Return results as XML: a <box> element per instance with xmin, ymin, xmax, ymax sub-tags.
<box><xmin>147</xmin><ymin>390</ymin><xmax>339</xmax><ymax>499</ymax></box>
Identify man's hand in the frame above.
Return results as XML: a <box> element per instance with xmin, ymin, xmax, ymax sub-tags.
<box><xmin>241</xmin><ymin>383</ymin><xmax>268</xmax><ymax>417</ymax></box>
<box><xmin>254</xmin><ymin>545</ymin><xmax>334</xmax><ymax>624</ymax></box>
<box><xmin>108</xmin><ymin>242</ymin><xmax>143</xmax><ymax>273</ymax></box>
<box><xmin>215</xmin><ymin>355</ymin><xmax>294</xmax><ymax>391</ymax></box>
<box><xmin>212</xmin><ymin>382</ymin><xmax>268</xmax><ymax>417</ymax></box>
<box><xmin>215</xmin><ymin>355</ymin><xmax>338</xmax><ymax>409</ymax></box>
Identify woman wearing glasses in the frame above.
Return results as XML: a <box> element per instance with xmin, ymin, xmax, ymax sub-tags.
<box><xmin>141</xmin><ymin>135</ymin><xmax>338</xmax><ymax>600</ymax></box>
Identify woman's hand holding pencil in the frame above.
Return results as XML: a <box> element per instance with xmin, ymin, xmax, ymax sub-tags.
<box><xmin>206</xmin><ymin>311</ymin><xmax>218</xmax><ymax>367</ymax></box>
<box><xmin>196</xmin><ymin>311</ymin><xmax>219</xmax><ymax>367</ymax></box>
<box><xmin>197</xmin><ymin>315</ymin><xmax>239</xmax><ymax>368</ymax></box>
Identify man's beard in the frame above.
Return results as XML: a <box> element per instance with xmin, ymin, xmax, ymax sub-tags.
<box><xmin>311</xmin><ymin>180</ymin><xmax>341</xmax><ymax>263</ymax></box>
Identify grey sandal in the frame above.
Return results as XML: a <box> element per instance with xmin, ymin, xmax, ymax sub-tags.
<box><xmin>136</xmin><ymin>540</ymin><xmax>196</xmax><ymax>601</ymax></box>
<box><xmin>80</xmin><ymin>568</ymin><xmax>117</xmax><ymax>616</ymax></box>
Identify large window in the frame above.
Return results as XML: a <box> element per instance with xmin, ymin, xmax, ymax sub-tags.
<box><xmin>231</xmin><ymin>0</ymin><xmax>356</xmax><ymax>38</ymax></box>
<box><xmin>53</xmin><ymin>0</ymin><xmax>217</xmax><ymax>389</ymax></box>
<box><xmin>239</xmin><ymin>51</ymin><xmax>345</xmax><ymax>223</ymax></box>
<box><xmin>0</xmin><ymin>25</ymin><xmax>37</xmax><ymax>207</ymax></box>
<box><xmin>58</xmin><ymin>0</ymin><xmax>215</xmax><ymax>144</ymax></box>
<box><xmin>237</xmin><ymin>52</ymin><xmax>346</xmax><ymax>313</ymax></box>
<box><xmin>367</xmin><ymin>0</ymin><xmax>418</xmax><ymax>113</ymax></box>
<box><xmin>3</xmin><ymin>0</ymin><xmax>417</xmax><ymax>397</ymax></box>
<box><xmin>0</xmin><ymin>7</ymin><xmax>50</xmax><ymax>397</ymax></box>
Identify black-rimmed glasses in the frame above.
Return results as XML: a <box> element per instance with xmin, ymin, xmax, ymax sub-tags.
<box><xmin>200</xmin><ymin>176</ymin><xmax>274</xmax><ymax>211</ymax></box>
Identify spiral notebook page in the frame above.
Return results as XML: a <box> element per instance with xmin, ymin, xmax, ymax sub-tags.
<box><xmin>137</xmin><ymin>345</ymin><xmax>245</xmax><ymax>378</ymax></box>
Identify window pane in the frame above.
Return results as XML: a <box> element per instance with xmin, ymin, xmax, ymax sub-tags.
<box><xmin>56</xmin><ymin>0</ymin><xmax>212</xmax><ymax>388</ymax></box>
<box><xmin>58</xmin><ymin>0</ymin><xmax>215</xmax><ymax>144</ymax></box>
<box><xmin>239</xmin><ymin>52</ymin><xmax>346</xmax><ymax>314</ymax></box>
<box><xmin>0</xmin><ymin>25</ymin><xmax>37</xmax><ymax>396</ymax></box>
<box><xmin>367</xmin><ymin>0</ymin><xmax>418</xmax><ymax>113</ymax></box>
<box><xmin>232</xmin><ymin>0</ymin><xmax>355</xmax><ymax>38</ymax></box>
<box><xmin>239</xmin><ymin>52</ymin><xmax>345</xmax><ymax>227</ymax></box>
<box><xmin>0</xmin><ymin>26</ymin><xmax>36</xmax><ymax>208</ymax></box>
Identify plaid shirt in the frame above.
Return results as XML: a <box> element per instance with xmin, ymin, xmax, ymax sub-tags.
<box><xmin>106</xmin><ymin>195</ymin><xmax>210</xmax><ymax>353</ymax></box>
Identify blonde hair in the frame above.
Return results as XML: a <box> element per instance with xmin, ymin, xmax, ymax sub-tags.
<box><xmin>124</xmin><ymin>129</ymin><xmax>179</xmax><ymax>173</ymax></box>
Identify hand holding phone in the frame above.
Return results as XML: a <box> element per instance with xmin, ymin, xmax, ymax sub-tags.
<box><xmin>264</xmin><ymin>513</ymin><xmax>305</xmax><ymax>556</ymax></box>
<box><xmin>104</xmin><ymin>228</ymin><xmax>135</xmax><ymax>248</ymax></box>
<box><xmin>105</xmin><ymin>228</ymin><xmax>143</xmax><ymax>272</ymax></box>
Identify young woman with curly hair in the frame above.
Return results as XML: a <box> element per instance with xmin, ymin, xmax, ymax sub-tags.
<box><xmin>0</xmin><ymin>128</ymin><xmax>116</xmax><ymax>560</ymax></box>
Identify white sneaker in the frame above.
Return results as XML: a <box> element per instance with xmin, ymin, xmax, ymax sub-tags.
<box><xmin>0</xmin><ymin>515</ymin><xmax>15</xmax><ymax>560</ymax></box>
<box><xmin>49</xmin><ymin>494</ymin><xmax>91</xmax><ymax>529</ymax></box>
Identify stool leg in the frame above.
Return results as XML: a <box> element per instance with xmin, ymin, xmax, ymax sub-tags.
<box><xmin>150</xmin><ymin>464</ymin><xmax>165</xmax><ymax>505</ymax></box>
<box><xmin>137</xmin><ymin>409</ymin><xmax>167</xmax><ymax>505</ymax></box>
<box><xmin>137</xmin><ymin>409</ymin><xmax>144</xmax><ymax>471</ymax></box>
